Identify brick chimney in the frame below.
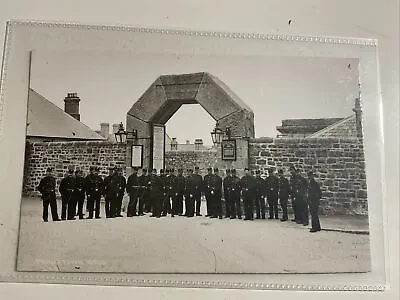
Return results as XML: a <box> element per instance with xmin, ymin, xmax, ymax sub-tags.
<box><xmin>100</xmin><ymin>123</ymin><xmax>110</xmax><ymax>139</ymax></box>
<box><xmin>112</xmin><ymin>123</ymin><xmax>120</xmax><ymax>134</ymax></box>
<box><xmin>194</xmin><ymin>138</ymin><xmax>203</xmax><ymax>151</ymax></box>
<box><xmin>170</xmin><ymin>137</ymin><xmax>178</xmax><ymax>151</ymax></box>
<box><xmin>64</xmin><ymin>92</ymin><xmax>81</xmax><ymax>121</ymax></box>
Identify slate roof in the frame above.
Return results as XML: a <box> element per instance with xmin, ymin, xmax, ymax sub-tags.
<box><xmin>26</xmin><ymin>89</ymin><xmax>105</xmax><ymax>141</ymax></box>
<box><xmin>306</xmin><ymin>115</ymin><xmax>357</xmax><ymax>138</ymax></box>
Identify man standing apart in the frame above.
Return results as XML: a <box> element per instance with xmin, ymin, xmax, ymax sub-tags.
<box><xmin>73</xmin><ymin>169</ymin><xmax>86</xmax><ymax>220</ymax></box>
<box><xmin>254</xmin><ymin>170</ymin><xmax>266</xmax><ymax>219</ymax></box>
<box><xmin>126</xmin><ymin>167</ymin><xmax>140</xmax><ymax>217</ymax></box>
<box><xmin>59</xmin><ymin>165</ymin><xmax>76</xmax><ymax>220</ymax></box>
<box><xmin>240</xmin><ymin>168</ymin><xmax>256</xmax><ymax>220</ymax></box>
<box><xmin>38</xmin><ymin>167</ymin><xmax>60</xmax><ymax>222</ymax></box>
<box><xmin>278</xmin><ymin>169</ymin><xmax>290</xmax><ymax>222</ymax></box>
<box><xmin>85</xmin><ymin>166</ymin><xmax>104</xmax><ymax>219</ymax></box>
<box><xmin>307</xmin><ymin>171</ymin><xmax>322</xmax><ymax>232</ymax></box>
<box><xmin>265</xmin><ymin>167</ymin><xmax>280</xmax><ymax>220</ymax></box>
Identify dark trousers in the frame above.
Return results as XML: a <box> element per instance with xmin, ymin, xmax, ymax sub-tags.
<box><xmin>151</xmin><ymin>191</ymin><xmax>162</xmax><ymax>217</ymax></box>
<box><xmin>279</xmin><ymin>195</ymin><xmax>289</xmax><ymax>220</ymax></box>
<box><xmin>224</xmin><ymin>192</ymin><xmax>231</xmax><ymax>218</ymax></box>
<box><xmin>213</xmin><ymin>195</ymin><xmax>222</xmax><ymax>218</ymax></box>
<box><xmin>195</xmin><ymin>193</ymin><xmax>202</xmax><ymax>215</ymax></box>
<box><xmin>145</xmin><ymin>192</ymin><xmax>152</xmax><ymax>213</ymax></box>
<box><xmin>174</xmin><ymin>193</ymin><xmax>183</xmax><ymax>215</ymax></box>
<box><xmin>162</xmin><ymin>193</ymin><xmax>172</xmax><ymax>215</ymax></box>
<box><xmin>42</xmin><ymin>193</ymin><xmax>59</xmax><ymax>221</ymax></box>
<box><xmin>185</xmin><ymin>193</ymin><xmax>195</xmax><ymax>216</ymax></box>
<box><xmin>205</xmin><ymin>193</ymin><xmax>212</xmax><ymax>216</ymax></box>
<box><xmin>74</xmin><ymin>192</ymin><xmax>85</xmax><ymax>219</ymax></box>
<box><xmin>61</xmin><ymin>192</ymin><xmax>73</xmax><ymax>220</ymax></box>
<box><xmin>105</xmin><ymin>196</ymin><xmax>112</xmax><ymax>217</ymax></box>
<box><xmin>87</xmin><ymin>194</ymin><xmax>101</xmax><ymax>218</ymax></box>
<box><xmin>243</xmin><ymin>193</ymin><xmax>254</xmax><ymax>220</ymax></box>
<box><xmin>255</xmin><ymin>195</ymin><xmax>266</xmax><ymax>219</ymax></box>
<box><xmin>138</xmin><ymin>191</ymin><xmax>147</xmax><ymax>215</ymax></box>
<box><xmin>298</xmin><ymin>195</ymin><xmax>309</xmax><ymax>224</ymax></box>
<box><xmin>127</xmin><ymin>191</ymin><xmax>139</xmax><ymax>217</ymax></box>
<box><xmin>309</xmin><ymin>202</ymin><xmax>321</xmax><ymax>230</ymax></box>
<box><xmin>267</xmin><ymin>193</ymin><xmax>279</xmax><ymax>219</ymax></box>
<box><xmin>230</xmin><ymin>193</ymin><xmax>242</xmax><ymax>218</ymax></box>
<box><xmin>115</xmin><ymin>192</ymin><xmax>124</xmax><ymax>216</ymax></box>
<box><xmin>291</xmin><ymin>197</ymin><xmax>299</xmax><ymax>221</ymax></box>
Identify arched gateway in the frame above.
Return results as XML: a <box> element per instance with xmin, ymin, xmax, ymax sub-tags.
<box><xmin>126</xmin><ymin>72</ymin><xmax>255</xmax><ymax>173</ymax></box>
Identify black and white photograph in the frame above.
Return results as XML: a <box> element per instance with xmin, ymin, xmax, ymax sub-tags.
<box><xmin>16</xmin><ymin>49</ymin><xmax>372</xmax><ymax>274</ymax></box>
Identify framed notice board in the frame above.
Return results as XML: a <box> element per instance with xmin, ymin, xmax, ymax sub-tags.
<box><xmin>221</xmin><ymin>139</ymin><xmax>236</xmax><ymax>161</ymax></box>
<box><xmin>131</xmin><ymin>145</ymin><xmax>143</xmax><ymax>168</ymax></box>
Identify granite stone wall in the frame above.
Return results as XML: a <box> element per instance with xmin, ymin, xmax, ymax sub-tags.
<box><xmin>165</xmin><ymin>151</ymin><xmax>219</xmax><ymax>176</ymax></box>
<box><xmin>249</xmin><ymin>137</ymin><xmax>368</xmax><ymax>215</ymax></box>
<box><xmin>23</xmin><ymin>141</ymin><xmax>126</xmax><ymax>197</ymax></box>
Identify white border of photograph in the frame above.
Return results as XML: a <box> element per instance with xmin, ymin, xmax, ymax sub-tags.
<box><xmin>0</xmin><ymin>20</ymin><xmax>387</xmax><ymax>291</ymax></box>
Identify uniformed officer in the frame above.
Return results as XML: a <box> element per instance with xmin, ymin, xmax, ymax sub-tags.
<box><xmin>184</xmin><ymin>168</ymin><xmax>195</xmax><ymax>217</ymax></box>
<box><xmin>126</xmin><ymin>167</ymin><xmax>140</xmax><ymax>217</ymax></box>
<box><xmin>265</xmin><ymin>167</ymin><xmax>280</xmax><ymax>220</ymax></box>
<box><xmin>192</xmin><ymin>166</ymin><xmax>203</xmax><ymax>216</ymax></box>
<box><xmin>295</xmin><ymin>168</ymin><xmax>309</xmax><ymax>226</ymax></box>
<box><xmin>73</xmin><ymin>169</ymin><xmax>86</xmax><ymax>220</ymax></box>
<box><xmin>254</xmin><ymin>170</ymin><xmax>266</xmax><ymax>219</ymax></box>
<box><xmin>84</xmin><ymin>166</ymin><xmax>104</xmax><ymax>219</ymax></box>
<box><xmin>113</xmin><ymin>167</ymin><xmax>127</xmax><ymax>217</ymax></box>
<box><xmin>229</xmin><ymin>169</ymin><xmax>242</xmax><ymax>219</ymax></box>
<box><xmin>160</xmin><ymin>169</ymin><xmax>168</xmax><ymax>216</ymax></box>
<box><xmin>212</xmin><ymin>168</ymin><xmax>223</xmax><ymax>219</ymax></box>
<box><xmin>144</xmin><ymin>169</ymin><xmax>153</xmax><ymax>213</ymax></box>
<box><xmin>223</xmin><ymin>169</ymin><xmax>232</xmax><ymax>218</ymax></box>
<box><xmin>289</xmin><ymin>165</ymin><xmax>300</xmax><ymax>222</ymax></box>
<box><xmin>307</xmin><ymin>170</ymin><xmax>322</xmax><ymax>232</ymax></box>
<box><xmin>278</xmin><ymin>169</ymin><xmax>290</xmax><ymax>222</ymax></box>
<box><xmin>175</xmin><ymin>169</ymin><xmax>186</xmax><ymax>215</ymax></box>
<box><xmin>239</xmin><ymin>168</ymin><xmax>257</xmax><ymax>220</ymax></box>
<box><xmin>149</xmin><ymin>169</ymin><xmax>163</xmax><ymax>218</ymax></box>
<box><xmin>168</xmin><ymin>168</ymin><xmax>177</xmax><ymax>217</ymax></box>
<box><xmin>103</xmin><ymin>167</ymin><xmax>114</xmax><ymax>218</ymax></box>
<box><xmin>59</xmin><ymin>165</ymin><xmax>76</xmax><ymax>220</ymax></box>
<box><xmin>137</xmin><ymin>168</ymin><xmax>149</xmax><ymax>216</ymax></box>
<box><xmin>203</xmin><ymin>167</ymin><xmax>214</xmax><ymax>217</ymax></box>
<box><xmin>37</xmin><ymin>167</ymin><xmax>60</xmax><ymax>222</ymax></box>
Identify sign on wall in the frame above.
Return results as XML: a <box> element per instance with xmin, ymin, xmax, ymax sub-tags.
<box><xmin>131</xmin><ymin>145</ymin><xmax>143</xmax><ymax>168</ymax></box>
<box><xmin>221</xmin><ymin>139</ymin><xmax>237</xmax><ymax>161</ymax></box>
<box><xmin>152</xmin><ymin>124</ymin><xmax>165</xmax><ymax>171</ymax></box>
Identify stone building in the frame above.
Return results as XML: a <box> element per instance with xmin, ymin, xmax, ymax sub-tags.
<box><xmin>167</xmin><ymin>137</ymin><xmax>214</xmax><ymax>152</ymax></box>
<box><xmin>276</xmin><ymin>118</ymin><xmax>344</xmax><ymax>138</ymax></box>
<box><xmin>26</xmin><ymin>89</ymin><xmax>105</xmax><ymax>142</ymax></box>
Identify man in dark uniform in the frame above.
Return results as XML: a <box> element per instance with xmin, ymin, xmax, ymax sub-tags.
<box><xmin>212</xmin><ymin>168</ymin><xmax>223</xmax><ymax>219</ymax></box>
<box><xmin>73</xmin><ymin>169</ymin><xmax>86</xmax><ymax>220</ymax></box>
<box><xmin>85</xmin><ymin>166</ymin><xmax>104</xmax><ymax>219</ymax></box>
<box><xmin>168</xmin><ymin>168</ymin><xmax>177</xmax><ymax>217</ymax></box>
<box><xmin>289</xmin><ymin>165</ymin><xmax>300</xmax><ymax>222</ymax></box>
<box><xmin>229</xmin><ymin>169</ymin><xmax>242</xmax><ymax>219</ymax></box>
<box><xmin>278</xmin><ymin>169</ymin><xmax>290</xmax><ymax>222</ymax></box>
<box><xmin>254</xmin><ymin>170</ymin><xmax>266</xmax><ymax>219</ymax></box>
<box><xmin>114</xmin><ymin>167</ymin><xmax>127</xmax><ymax>217</ymax></box>
<box><xmin>38</xmin><ymin>167</ymin><xmax>60</xmax><ymax>222</ymax></box>
<box><xmin>103</xmin><ymin>167</ymin><xmax>114</xmax><ymax>218</ymax></box>
<box><xmin>265</xmin><ymin>167</ymin><xmax>280</xmax><ymax>219</ymax></box>
<box><xmin>160</xmin><ymin>169</ymin><xmax>168</xmax><ymax>216</ymax></box>
<box><xmin>149</xmin><ymin>169</ymin><xmax>163</xmax><ymax>218</ymax></box>
<box><xmin>239</xmin><ymin>168</ymin><xmax>256</xmax><ymax>220</ymax></box>
<box><xmin>223</xmin><ymin>169</ymin><xmax>232</xmax><ymax>218</ymax></box>
<box><xmin>203</xmin><ymin>167</ymin><xmax>214</xmax><ymax>217</ymax></box>
<box><xmin>137</xmin><ymin>168</ymin><xmax>148</xmax><ymax>216</ymax></box>
<box><xmin>175</xmin><ymin>169</ymin><xmax>186</xmax><ymax>215</ymax></box>
<box><xmin>307</xmin><ymin>170</ymin><xmax>322</xmax><ymax>232</ymax></box>
<box><xmin>144</xmin><ymin>169</ymin><xmax>153</xmax><ymax>213</ymax></box>
<box><xmin>295</xmin><ymin>168</ymin><xmax>309</xmax><ymax>226</ymax></box>
<box><xmin>126</xmin><ymin>167</ymin><xmax>140</xmax><ymax>217</ymax></box>
<box><xmin>184</xmin><ymin>168</ymin><xmax>195</xmax><ymax>217</ymax></box>
<box><xmin>59</xmin><ymin>165</ymin><xmax>76</xmax><ymax>220</ymax></box>
<box><xmin>192</xmin><ymin>166</ymin><xmax>203</xmax><ymax>216</ymax></box>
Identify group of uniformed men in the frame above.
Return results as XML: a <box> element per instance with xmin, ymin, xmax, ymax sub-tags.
<box><xmin>38</xmin><ymin>164</ymin><xmax>322</xmax><ymax>232</ymax></box>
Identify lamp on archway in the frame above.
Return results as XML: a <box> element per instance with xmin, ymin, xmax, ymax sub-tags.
<box><xmin>114</xmin><ymin>122</ymin><xmax>138</xmax><ymax>144</ymax></box>
<box><xmin>211</xmin><ymin>126</ymin><xmax>224</xmax><ymax>145</ymax></box>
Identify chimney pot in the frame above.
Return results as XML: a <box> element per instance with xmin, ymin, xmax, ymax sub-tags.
<box><xmin>64</xmin><ymin>92</ymin><xmax>81</xmax><ymax>121</ymax></box>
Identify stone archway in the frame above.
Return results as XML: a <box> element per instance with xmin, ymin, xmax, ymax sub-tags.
<box><xmin>126</xmin><ymin>72</ymin><xmax>255</xmax><ymax>172</ymax></box>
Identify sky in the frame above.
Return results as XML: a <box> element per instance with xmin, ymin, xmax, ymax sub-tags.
<box><xmin>30</xmin><ymin>50</ymin><xmax>359</xmax><ymax>145</ymax></box>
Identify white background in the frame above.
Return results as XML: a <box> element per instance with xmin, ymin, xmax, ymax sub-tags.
<box><xmin>0</xmin><ymin>0</ymin><xmax>398</xmax><ymax>299</ymax></box>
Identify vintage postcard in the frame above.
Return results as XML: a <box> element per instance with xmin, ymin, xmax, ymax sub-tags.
<box><xmin>0</xmin><ymin>21</ymin><xmax>387</xmax><ymax>290</ymax></box>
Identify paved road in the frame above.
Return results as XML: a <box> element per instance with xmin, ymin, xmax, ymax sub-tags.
<box><xmin>17</xmin><ymin>197</ymin><xmax>371</xmax><ymax>274</ymax></box>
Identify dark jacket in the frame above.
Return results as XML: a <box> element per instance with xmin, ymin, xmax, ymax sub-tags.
<box><xmin>84</xmin><ymin>173</ymin><xmax>104</xmax><ymax>196</ymax></box>
<box><xmin>278</xmin><ymin>176</ymin><xmax>291</xmax><ymax>199</ymax></box>
<box><xmin>126</xmin><ymin>173</ymin><xmax>140</xmax><ymax>195</ymax></box>
<box><xmin>38</xmin><ymin>175</ymin><xmax>56</xmax><ymax>197</ymax></box>
<box><xmin>59</xmin><ymin>174</ymin><xmax>75</xmax><ymax>196</ymax></box>
<box><xmin>307</xmin><ymin>178</ymin><xmax>322</xmax><ymax>205</ymax></box>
